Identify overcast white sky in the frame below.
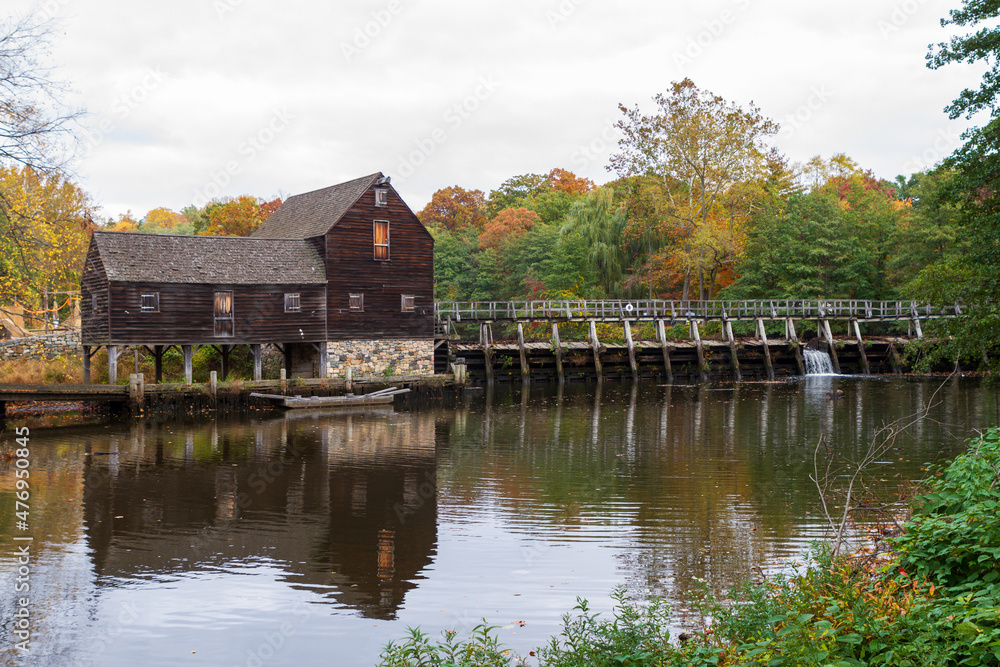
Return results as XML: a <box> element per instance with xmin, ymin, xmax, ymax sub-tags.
<box><xmin>11</xmin><ymin>0</ymin><xmax>985</xmax><ymax>220</ymax></box>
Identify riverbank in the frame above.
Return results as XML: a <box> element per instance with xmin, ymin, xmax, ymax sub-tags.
<box><xmin>378</xmin><ymin>427</ymin><xmax>1000</xmax><ymax>666</ymax></box>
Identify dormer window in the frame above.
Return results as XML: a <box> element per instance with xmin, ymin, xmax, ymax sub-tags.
<box><xmin>374</xmin><ymin>220</ymin><xmax>389</xmax><ymax>260</ymax></box>
<box><xmin>375</xmin><ymin>188</ymin><xmax>388</xmax><ymax>208</ymax></box>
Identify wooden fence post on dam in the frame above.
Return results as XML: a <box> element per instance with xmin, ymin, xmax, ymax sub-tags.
<box><xmin>656</xmin><ymin>319</ymin><xmax>673</xmax><ymax>382</ymax></box>
<box><xmin>552</xmin><ymin>322</ymin><xmax>565</xmax><ymax>385</ymax></box>
<box><xmin>756</xmin><ymin>318</ymin><xmax>775</xmax><ymax>380</ymax></box>
<box><xmin>589</xmin><ymin>320</ymin><xmax>603</xmax><ymax>381</ymax></box>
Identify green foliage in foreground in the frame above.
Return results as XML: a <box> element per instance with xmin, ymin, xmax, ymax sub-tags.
<box><xmin>378</xmin><ymin>428</ymin><xmax>1000</xmax><ymax>666</ymax></box>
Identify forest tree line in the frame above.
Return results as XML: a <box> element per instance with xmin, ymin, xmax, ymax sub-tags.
<box><xmin>0</xmin><ymin>79</ymin><xmax>965</xmax><ymax>319</ymax></box>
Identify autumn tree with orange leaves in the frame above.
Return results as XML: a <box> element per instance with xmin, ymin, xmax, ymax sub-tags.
<box><xmin>417</xmin><ymin>186</ymin><xmax>487</xmax><ymax>231</ymax></box>
<box><xmin>199</xmin><ymin>195</ymin><xmax>282</xmax><ymax>236</ymax></box>
<box><xmin>610</xmin><ymin>78</ymin><xmax>778</xmax><ymax>300</ymax></box>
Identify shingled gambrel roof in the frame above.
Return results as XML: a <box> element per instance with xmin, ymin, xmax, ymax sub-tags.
<box><xmin>90</xmin><ymin>231</ymin><xmax>327</xmax><ymax>285</ymax></box>
<box><xmin>251</xmin><ymin>172</ymin><xmax>383</xmax><ymax>239</ymax></box>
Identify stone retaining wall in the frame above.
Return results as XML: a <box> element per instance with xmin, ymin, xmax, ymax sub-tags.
<box><xmin>326</xmin><ymin>339</ymin><xmax>434</xmax><ymax>377</ymax></box>
<box><xmin>0</xmin><ymin>330</ymin><xmax>82</xmax><ymax>361</ymax></box>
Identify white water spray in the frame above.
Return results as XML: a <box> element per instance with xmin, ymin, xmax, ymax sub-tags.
<box><xmin>803</xmin><ymin>348</ymin><xmax>836</xmax><ymax>375</ymax></box>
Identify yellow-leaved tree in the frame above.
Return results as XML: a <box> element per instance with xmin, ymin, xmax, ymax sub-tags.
<box><xmin>0</xmin><ymin>166</ymin><xmax>96</xmax><ymax>314</ymax></box>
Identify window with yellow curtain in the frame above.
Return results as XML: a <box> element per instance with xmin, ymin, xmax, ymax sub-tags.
<box><xmin>373</xmin><ymin>220</ymin><xmax>389</xmax><ymax>260</ymax></box>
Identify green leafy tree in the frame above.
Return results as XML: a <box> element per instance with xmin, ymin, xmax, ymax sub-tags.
<box><xmin>908</xmin><ymin>0</ymin><xmax>1000</xmax><ymax>370</ymax></box>
<box><xmin>559</xmin><ymin>187</ymin><xmax>632</xmax><ymax>297</ymax></box>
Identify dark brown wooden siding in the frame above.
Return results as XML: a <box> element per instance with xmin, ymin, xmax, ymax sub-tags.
<box><xmin>325</xmin><ymin>184</ymin><xmax>434</xmax><ymax>340</ymax></box>
<box><xmin>107</xmin><ymin>282</ymin><xmax>327</xmax><ymax>345</ymax></box>
<box><xmin>81</xmin><ymin>240</ymin><xmax>110</xmax><ymax>345</ymax></box>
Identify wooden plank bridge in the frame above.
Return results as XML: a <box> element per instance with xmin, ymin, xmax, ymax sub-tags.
<box><xmin>434</xmin><ymin>299</ymin><xmax>961</xmax><ymax>324</ymax></box>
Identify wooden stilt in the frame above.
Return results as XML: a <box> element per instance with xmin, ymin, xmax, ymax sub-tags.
<box><xmin>183</xmin><ymin>345</ymin><xmax>193</xmax><ymax>384</ymax></box>
<box><xmin>725</xmin><ymin>320</ymin><xmax>741</xmax><ymax>381</ymax></box>
<box><xmin>821</xmin><ymin>319</ymin><xmax>841</xmax><ymax>374</ymax></box>
<box><xmin>108</xmin><ymin>345</ymin><xmax>118</xmax><ymax>385</ymax></box>
<box><xmin>283</xmin><ymin>344</ymin><xmax>293</xmax><ymax>380</ymax></box>
<box><xmin>83</xmin><ymin>345</ymin><xmax>92</xmax><ymax>384</ymax></box>
<box><xmin>624</xmin><ymin>321</ymin><xmax>638</xmax><ymax>379</ymax></box>
<box><xmin>691</xmin><ymin>320</ymin><xmax>708</xmax><ymax>381</ymax></box>
<box><xmin>787</xmin><ymin>319</ymin><xmax>805</xmax><ymax>376</ymax></box>
<box><xmin>154</xmin><ymin>345</ymin><xmax>163</xmax><ymax>384</ymax></box>
<box><xmin>589</xmin><ymin>320</ymin><xmax>603</xmax><ymax>381</ymax></box>
<box><xmin>552</xmin><ymin>323</ymin><xmax>565</xmax><ymax>385</ymax></box>
<box><xmin>517</xmin><ymin>322</ymin><xmax>530</xmax><ymax>382</ymax></box>
<box><xmin>656</xmin><ymin>320</ymin><xmax>673</xmax><ymax>382</ymax></box>
<box><xmin>252</xmin><ymin>344</ymin><xmax>262</xmax><ymax>381</ymax></box>
<box><xmin>482</xmin><ymin>323</ymin><xmax>494</xmax><ymax>385</ymax></box>
<box><xmin>757</xmin><ymin>318</ymin><xmax>774</xmax><ymax>380</ymax></box>
<box><xmin>852</xmin><ymin>319</ymin><xmax>870</xmax><ymax>374</ymax></box>
<box><xmin>221</xmin><ymin>344</ymin><xmax>230</xmax><ymax>380</ymax></box>
<box><xmin>317</xmin><ymin>343</ymin><xmax>328</xmax><ymax>379</ymax></box>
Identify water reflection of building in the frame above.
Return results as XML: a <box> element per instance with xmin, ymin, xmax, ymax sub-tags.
<box><xmin>81</xmin><ymin>409</ymin><xmax>438</xmax><ymax>620</ymax></box>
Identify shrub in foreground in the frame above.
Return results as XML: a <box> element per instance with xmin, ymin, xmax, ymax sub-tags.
<box><xmin>378</xmin><ymin>428</ymin><xmax>1000</xmax><ymax>666</ymax></box>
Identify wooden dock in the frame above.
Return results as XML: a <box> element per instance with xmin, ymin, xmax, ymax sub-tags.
<box><xmin>0</xmin><ymin>375</ymin><xmax>450</xmax><ymax>419</ymax></box>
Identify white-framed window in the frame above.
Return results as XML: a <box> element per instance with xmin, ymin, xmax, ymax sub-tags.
<box><xmin>401</xmin><ymin>295</ymin><xmax>415</xmax><ymax>312</ymax></box>
<box><xmin>373</xmin><ymin>220</ymin><xmax>389</xmax><ymax>260</ymax></box>
<box><xmin>375</xmin><ymin>188</ymin><xmax>388</xmax><ymax>208</ymax></box>
<box><xmin>349</xmin><ymin>293</ymin><xmax>364</xmax><ymax>312</ymax></box>
<box><xmin>284</xmin><ymin>293</ymin><xmax>301</xmax><ymax>312</ymax></box>
<box><xmin>140</xmin><ymin>292</ymin><xmax>159</xmax><ymax>313</ymax></box>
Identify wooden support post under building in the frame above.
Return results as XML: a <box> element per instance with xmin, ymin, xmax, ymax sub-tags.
<box><xmin>482</xmin><ymin>323</ymin><xmax>494</xmax><ymax>385</ymax></box>
<box><xmin>589</xmin><ymin>320</ymin><xmax>603</xmax><ymax>381</ymax></box>
<box><xmin>690</xmin><ymin>319</ymin><xmax>708</xmax><ymax>381</ymax></box>
<box><xmin>757</xmin><ymin>318</ymin><xmax>774</xmax><ymax>381</ymax></box>
<box><xmin>725</xmin><ymin>320</ymin><xmax>741</xmax><ymax>381</ymax></box>
<box><xmin>821</xmin><ymin>319</ymin><xmax>841</xmax><ymax>374</ymax></box>
<box><xmin>183</xmin><ymin>345</ymin><xmax>193</xmax><ymax>384</ymax></box>
<box><xmin>107</xmin><ymin>345</ymin><xmax>118</xmax><ymax>385</ymax></box>
<box><xmin>517</xmin><ymin>322</ymin><xmax>530</xmax><ymax>382</ymax></box>
<box><xmin>83</xmin><ymin>345</ymin><xmax>92</xmax><ymax>385</ymax></box>
<box><xmin>154</xmin><ymin>345</ymin><xmax>164</xmax><ymax>384</ymax></box>
<box><xmin>317</xmin><ymin>342</ymin><xmax>328</xmax><ymax>379</ymax></box>
<box><xmin>220</xmin><ymin>344</ymin><xmax>230</xmax><ymax>380</ymax></box>
<box><xmin>552</xmin><ymin>323</ymin><xmax>565</xmax><ymax>385</ymax></box>
<box><xmin>624</xmin><ymin>320</ymin><xmax>638</xmax><ymax>379</ymax></box>
<box><xmin>786</xmin><ymin>319</ymin><xmax>806</xmax><ymax>376</ymax></box>
<box><xmin>656</xmin><ymin>320</ymin><xmax>673</xmax><ymax>382</ymax></box>
<box><xmin>852</xmin><ymin>319</ymin><xmax>870</xmax><ymax>375</ymax></box>
<box><xmin>251</xmin><ymin>344</ymin><xmax>262</xmax><ymax>381</ymax></box>
<box><xmin>282</xmin><ymin>344</ymin><xmax>292</xmax><ymax>380</ymax></box>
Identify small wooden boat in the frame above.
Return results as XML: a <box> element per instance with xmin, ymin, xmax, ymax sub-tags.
<box><xmin>250</xmin><ymin>387</ymin><xmax>410</xmax><ymax>410</ymax></box>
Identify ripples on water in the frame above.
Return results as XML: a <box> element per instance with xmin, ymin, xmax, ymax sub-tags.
<box><xmin>0</xmin><ymin>377</ymin><xmax>996</xmax><ymax>666</ymax></box>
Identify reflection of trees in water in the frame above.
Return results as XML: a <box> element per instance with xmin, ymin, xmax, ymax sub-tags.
<box><xmin>445</xmin><ymin>379</ymin><xmax>979</xmax><ymax>604</ymax></box>
<box><xmin>80</xmin><ymin>411</ymin><xmax>438</xmax><ymax>620</ymax></box>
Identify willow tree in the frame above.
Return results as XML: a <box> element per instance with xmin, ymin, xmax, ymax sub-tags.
<box><xmin>609</xmin><ymin>78</ymin><xmax>778</xmax><ymax>300</ymax></box>
<box><xmin>559</xmin><ymin>187</ymin><xmax>630</xmax><ymax>298</ymax></box>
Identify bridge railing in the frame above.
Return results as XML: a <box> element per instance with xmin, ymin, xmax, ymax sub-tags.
<box><xmin>434</xmin><ymin>299</ymin><xmax>962</xmax><ymax>323</ymax></box>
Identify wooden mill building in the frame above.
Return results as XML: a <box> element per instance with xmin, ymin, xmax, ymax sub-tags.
<box><xmin>80</xmin><ymin>172</ymin><xmax>435</xmax><ymax>383</ymax></box>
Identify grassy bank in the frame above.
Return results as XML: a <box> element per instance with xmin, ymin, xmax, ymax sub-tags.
<box><xmin>377</xmin><ymin>428</ymin><xmax>1000</xmax><ymax>666</ymax></box>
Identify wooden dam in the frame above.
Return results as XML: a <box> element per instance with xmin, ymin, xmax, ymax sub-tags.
<box><xmin>433</xmin><ymin>299</ymin><xmax>962</xmax><ymax>383</ymax></box>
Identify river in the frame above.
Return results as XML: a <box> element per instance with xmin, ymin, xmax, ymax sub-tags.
<box><xmin>1</xmin><ymin>375</ymin><xmax>997</xmax><ymax>666</ymax></box>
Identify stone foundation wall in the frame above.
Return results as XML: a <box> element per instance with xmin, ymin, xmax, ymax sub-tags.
<box><xmin>0</xmin><ymin>330</ymin><xmax>82</xmax><ymax>361</ymax></box>
<box><xmin>326</xmin><ymin>339</ymin><xmax>434</xmax><ymax>377</ymax></box>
